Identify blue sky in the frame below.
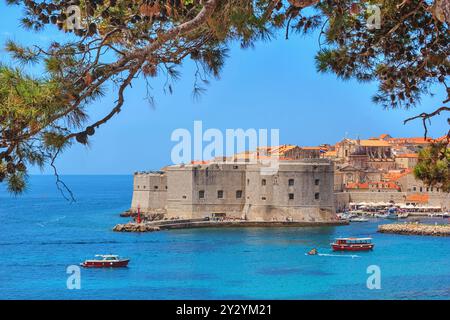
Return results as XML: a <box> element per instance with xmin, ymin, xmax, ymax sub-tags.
<box><xmin>0</xmin><ymin>2</ymin><xmax>448</xmax><ymax>174</ymax></box>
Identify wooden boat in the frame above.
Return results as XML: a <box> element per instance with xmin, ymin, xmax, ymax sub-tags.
<box><xmin>331</xmin><ymin>238</ymin><xmax>374</xmax><ymax>251</ymax></box>
<box><xmin>80</xmin><ymin>255</ymin><xmax>130</xmax><ymax>268</ymax></box>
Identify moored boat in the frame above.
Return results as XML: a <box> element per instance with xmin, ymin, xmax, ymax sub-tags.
<box><xmin>340</xmin><ymin>213</ymin><xmax>357</xmax><ymax>220</ymax></box>
<box><xmin>386</xmin><ymin>213</ymin><xmax>399</xmax><ymax>219</ymax></box>
<box><xmin>385</xmin><ymin>207</ymin><xmax>398</xmax><ymax>219</ymax></box>
<box><xmin>81</xmin><ymin>255</ymin><xmax>130</xmax><ymax>268</ymax></box>
<box><xmin>331</xmin><ymin>238</ymin><xmax>374</xmax><ymax>251</ymax></box>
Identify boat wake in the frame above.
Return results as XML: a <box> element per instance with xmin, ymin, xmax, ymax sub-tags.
<box><xmin>305</xmin><ymin>253</ymin><xmax>360</xmax><ymax>258</ymax></box>
<box><xmin>318</xmin><ymin>253</ymin><xmax>360</xmax><ymax>258</ymax></box>
<box><xmin>35</xmin><ymin>216</ymin><xmax>67</xmax><ymax>227</ymax></box>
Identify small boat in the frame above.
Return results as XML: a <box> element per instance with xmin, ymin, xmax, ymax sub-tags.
<box><xmin>386</xmin><ymin>213</ymin><xmax>399</xmax><ymax>219</ymax></box>
<box><xmin>349</xmin><ymin>217</ymin><xmax>369</xmax><ymax>222</ymax></box>
<box><xmin>375</xmin><ymin>213</ymin><xmax>388</xmax><ymax>218</ymax></box>
<box><xmin>341</xmin><ymin>213</ymin><xmax>357</xmax><ymax>220</ymax></box>
<box><xmin>307</xmin><ymin>248</ymin><xmax>318</xmax><ymax>255</ymax></box>
<box><xmin>398</xmin><ymin>213</ymin><xmax>409</xmax><ymax>219</ymax></box>
<box><xmin>80</xmin><ymin>255</ymin><xmax>130</xmax><ymax>268</ymax></box>
<box><xmin>433</xmin><ymin>212</ymin><xmax>449</xmax><ymax>218</ymax></box>
<box><xmin>331</xmin><ymin>238</ymin><xmax>374</xmax><ymax>251</ymax></box>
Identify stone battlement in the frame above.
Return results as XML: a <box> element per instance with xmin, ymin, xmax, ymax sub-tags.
<box><xmin>130</xmin><ymin>159</ymin><xmax>337</xmax><ymax>223</ymax></box>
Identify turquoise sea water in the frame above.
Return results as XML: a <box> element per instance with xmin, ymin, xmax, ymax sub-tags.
<box><xmin>0</xmin><ymin>175</ymin><xmax>449</xmax><ymax>300</ymax></box>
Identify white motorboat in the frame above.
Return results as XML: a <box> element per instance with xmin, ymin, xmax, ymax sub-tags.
<box><xmin>349</xmin><ymin>217</ymin><xmax>369</xmax><ymax>222</ymax></box>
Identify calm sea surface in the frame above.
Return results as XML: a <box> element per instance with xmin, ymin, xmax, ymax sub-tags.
<box><xmin>0</xmin><ymin>175</ymin><xmax>449</xmax><ymax>299</ymax></box>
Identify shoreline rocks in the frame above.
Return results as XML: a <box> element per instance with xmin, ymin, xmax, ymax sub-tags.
<box><xmin>113</xmin><ymin>223</ymin><xmax>160</xmax><ymax>233</ymax></box>
<box><xmin>119</xmin><ymin>210</ymin><xmax>135</xmax><ymax>218</ymax></box>
<box><xmin>119</xmin><ymin>210</ymin><xmax>165</xmax><ymax>221</ymax></box>
<box><xmin>378</xmin><ymin>223</ymin><xmax>450</xmax><ymax>237</ymax></box>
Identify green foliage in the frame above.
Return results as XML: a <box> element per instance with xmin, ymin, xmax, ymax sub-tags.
<box><xmin>414</xmin><ymin>142</ymin><xmax>450</xmax><ymax>192</ymax></box>
<box><xmin>314</xmin><ymin>0</ymin><xmax>449</xmax><ymax>109</ymax></box>
<box><xmin>7</xmin><ymin>172</ymin><xmax>27</xmax><ymax>195</ymax></box>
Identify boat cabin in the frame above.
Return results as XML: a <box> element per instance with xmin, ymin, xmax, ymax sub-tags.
<box><xmin>95</xmin><ymin>255</ymin><xmax>119</xmax><ymax>261</ymax></box>
<box><xmin>334</xmin><ymin>238</ymin><xmax>372</xmax><ymax>245</ymax></box>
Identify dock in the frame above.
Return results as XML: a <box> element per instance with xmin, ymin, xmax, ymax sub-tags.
<box><xmin>113</xmin><ymin>219</ymin><xmax>348</xmax><ymax>232</ymax></box>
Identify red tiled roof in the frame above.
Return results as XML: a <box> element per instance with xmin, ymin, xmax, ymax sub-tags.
<box><xmin>191</xmin><ymin>160</ymin><xmax>210</xmax><ymax>165</ymax></box>
<box><xmin>388</xmin><ymin>137</ymin><xmax>433</xmax><ymax>145</ymax></box>
<box><xmin>358</xmin><ymin>140</ymin><xmax>391</xmax><ymax>147</ymax></box>
<box><xmin>345</xmin><ymin>181</ymin><xmax>401</xmax><ymax>190</ymax></box>
<box><xmin>383</xmin><ymin>169</ymin><xmax>412</xmax><ymax>181</ymax></box>
<box><xmin>395</xmin><ymin>153</ymin><xmax>419</xmax><ymax>158</ymax></box>
<box><xmin>406</xmin><ymin>193</ymin><xmax>429</xmax><ymax>203</ymax></box>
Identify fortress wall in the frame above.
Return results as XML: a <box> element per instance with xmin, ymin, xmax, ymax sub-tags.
<box><xmin>189</xmin><ymin>163</ymin><xmax>247</xmax><ymax>219</ymax></box>
<box><xmin>130</xmin><ymin>173</ymin><xmax>167</xmax><ymax>213</ymax></box>
<box><xmin>245</xmin><ymin>160</ymin><xmax>336</xmax><ymax>222</ymax></box>
<box><xmin>245</xmin><ymin>205</ymin><xmax>335</xmax><ymax>222</ymax></box>
<box><xmin>165</xmin><ymin>166</ymin><xmax>195</xmax><ymax>219</ymax></box>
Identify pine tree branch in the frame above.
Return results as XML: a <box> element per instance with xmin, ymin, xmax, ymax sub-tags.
<box><xmin>404</xmin><ymin>106</ymin><xmax>450</xmax><ymax>139</ymax></box>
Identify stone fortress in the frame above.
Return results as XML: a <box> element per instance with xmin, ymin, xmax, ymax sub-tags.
<box><xmin>132</xmin><ymin>158</ymin><xmax>336</xmax><ymax>222</ymax></box>
<box><xmin>130</xmin><ymin>134</ymin><xmax>450</xmax><ymax>222</ymax></box>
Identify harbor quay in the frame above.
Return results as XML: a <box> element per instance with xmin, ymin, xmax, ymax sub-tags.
<box><xmin>113</xmin><ymin>219</ymin><xmax>349</xmax><ymax>233</ymax></box>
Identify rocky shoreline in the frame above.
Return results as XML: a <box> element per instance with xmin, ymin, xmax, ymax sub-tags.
<box><xmin>113</xmin><ymin>223</ymin><xmax>160</xmax><ymax>232</ymax></box>
<box><xmin>378</xmin><ymin>223</ymin><xmax>450</xmax><ymax>237</ymax></box>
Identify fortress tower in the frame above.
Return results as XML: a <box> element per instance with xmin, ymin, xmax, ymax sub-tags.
<box><xmin>130</xmin><ymin>159</ymin><xmax>337</xmax><ymax>223</ymax></box>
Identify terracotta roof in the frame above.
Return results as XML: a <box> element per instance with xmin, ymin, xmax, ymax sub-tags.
<box><xmin>324</xmin><ymin>150</ymin><xmax>337</xmax><ymax>157</ymax></box>
<box><xmin>256</xmin><ymin>145</ymin><xmax>298</xmax><ymax>156</ymax></box>
<box><xmin>345</xmin><ymin>181</ymin><xmax>400</xmax><ymax>190</ymax></box>
<box><xmin>358</xmin><ymin>139</ymin><xmax>391</xmax><ymax>147</ymax></box>
<box><xmin>388</xmin><ymin>137</ymin><xmax>433</xmax><ymax>145</ymax></box>
<box><xmin>345</xmin><ymin>182</ymin><xmax>369</xmax><ymax>189</ymax></box>
<box><xmin>379</xmin><ymin>134</ymin><xmax>391</xmax><ymax>139</ymax></box>
<box><xmin>191</xmin><ymin>160</ymin><xmax>210</xmax><ymax>165</ymax></box>
<box><xmin>383</xmin><ymin>169</ymin><xmax>412</xmax><ymax>181</ymax></box>
<box><xmin>395</xmin><ymin>153</ymin><xmax>419</xmax><ymax>158</ymax></box>
<box><xmin>406</xmin><ymin>193</ymin><xmax>429</xmax><ymax>203</ymax></box>
<box><xmin>301</xmin><ymin>146</ymin><xmax>324</xmax><ymax>150</ymax></box>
